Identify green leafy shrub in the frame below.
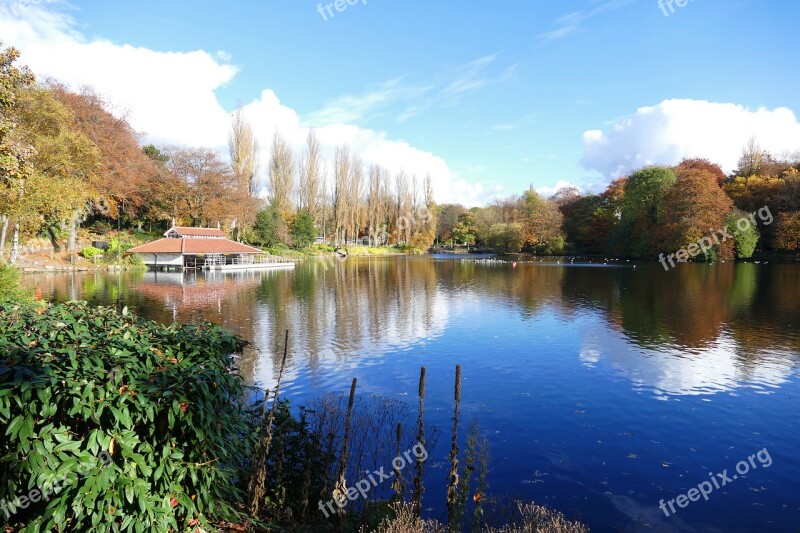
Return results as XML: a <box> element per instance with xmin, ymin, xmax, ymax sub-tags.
<box><xmin>0</xmin><ymin>302</ymin><xmax>257</xmax><ymax>531</ymax></box>
<box><xmin>127</xmin><ymin>253</ymin><xmax>144</xmax><ymax>267</ymax></box>
<box><xmin>80</xmin><ymin>246</ymin><xmax>104</xmax><ymax>259</ymax></box>
<box><xmin>0</xmin><ymin>266</ymin><xmax>32</xmax><ymax>304</ymax></box>
<box><xmin>103</xmin><ymin>238</ymin><xmax>134</xmax><ymax>265</ymax></box>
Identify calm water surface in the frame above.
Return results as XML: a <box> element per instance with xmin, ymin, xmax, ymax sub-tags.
<box><xmin>29</xmin><ymin>257</ymin><xmax>800</xmax><ymax>532</ymax></box>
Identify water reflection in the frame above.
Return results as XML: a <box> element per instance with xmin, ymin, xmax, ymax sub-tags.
<box><xmin>29</xmin><ymin>258</ymin><xmax>800</xmax><ymax>397</ymax></box>
<box><xmin>27</xmin><ymin>258</ymin><xmax>800</xmax><ymax>532</ymax></box>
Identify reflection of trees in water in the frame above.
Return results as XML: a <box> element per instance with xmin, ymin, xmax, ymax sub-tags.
<box><xmin>251</xmin><ymin>258</ymin><xmax>445</xmax><ymax>386</ymax></box>
<box><xmin>559</xmin><ymin>263</ymin><xmax>799</xmax><ymax>356</ymax></box>
<box><xmin>726</xmin><ymin>264</ymin><xmax>800</xmax><ymax>358</ymax></box>
<box><xmin>440</xmin><ymin>260</ymin><xmax>567</xmax><ymax>319</ymax></box>
<box><xmin>30</xmin><ymin>260</ymin><xmax>800</xmax><ymax>388</ymax></box>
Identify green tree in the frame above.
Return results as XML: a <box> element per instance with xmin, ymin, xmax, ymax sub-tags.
<box><xmin>252</xmin><ymin>205</ymin><xmax>282</xmax><ymax>247</ymax></box>
<box><xmin>618</xmin><ymin>166</ymin><xmax>676</xmax><ymax>256</ymax></box>
<box><xmin>437</xmin><ymin>204</ymin><xmax>466</xmax><ymax>245</ymax></box>
<box><xmin>452</xmin><ymin>211</ymin><xmax>477</xmax><ymax>247</ymax></box>
<box><xmin>559</xmin><ymin>193</ymin><xmax>602</xmax><ymax>253</ymax></box>
<box><xmin>725</xmin><ymin>209</ymin><xmax>760</xmax><ymax>258</ymax></box>
<box><xmin>487</xmin><ymin>222</ymin><xmax>524</xmax><ymax>253</ymax></box>
<box><xmin>290</xmin><ymin>208</ymin><xmax>316</xmax><ymax>249</ymax></box>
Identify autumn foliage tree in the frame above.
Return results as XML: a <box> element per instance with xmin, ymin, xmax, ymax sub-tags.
<box><xmin>0</xmin><ymin>42</ymin><xmax>35</xmax><ymax>262</ymax></box>
<box><xmin>52</xmin><ymin>85</ymin><xmax>159</xmax><ymax>226</ymax></box>
<box><xmin>519</xmin><ymin>189</ymin><xmax>563</xmax><ymax>248</ymax></box>
<box><xmin>674</xmin><ymin>158</ymin><xmax>727</xmax><ymax>187</ymax></box>
<box><xmin>651</xmin><ymin>168</ymin><xmax>734</xmax><ymax>259</ymax></box>
<box><xmin>11</xmin><ymin>86</ymin><xmax>100</xmax><ymax>255</ymax></box>
<box><xmin>774</xmin><ymin>211</ymin><xmax>800</xmax><ymax>251</ymax></box>
<box><xmin>164</xmin><ymin>147</ymin><xmax>254</xmax><ymax>228</ymax></box>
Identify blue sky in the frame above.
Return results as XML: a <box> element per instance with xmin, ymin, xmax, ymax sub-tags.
<box><xmin>2</xmin><ymin>0</ymin><xmax>799</xmax><ymax>204</ymax></box>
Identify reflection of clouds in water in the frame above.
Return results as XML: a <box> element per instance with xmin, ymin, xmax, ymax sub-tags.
<box><xmin>579</xmin><ymin>321</ymin><xmax>794</xmax><ymax>397</ymax></box>
<box><xmin>252</xmin><ymin>274</ymin><xmax>459</xmax><ymax>390</ymax></box>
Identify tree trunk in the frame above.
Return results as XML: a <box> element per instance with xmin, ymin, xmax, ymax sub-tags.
<box><xmin>0</xmin><ymin>215</ymin><xmax>8</xmax><ymax>264</ymax></box>
<box><xmin>69</xmin><ymin>212</ymin><xmax>79</xmax><ymax>254</ymax></box>
<box><xmin>9</xmin><ymin>223</ymin><xmax>20</xmax><ymax>265</ymax></box>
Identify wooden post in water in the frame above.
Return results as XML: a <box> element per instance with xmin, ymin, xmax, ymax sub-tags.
<box><xmin>412</xmin><ymin>366</ymin><xmax>426</xmax><ymax>514</ymax></box>
<box><xmin>446</xmin><ymin>364</ymin><xmax>461</xmax><ymax>530</ymax></box>
<box><xmin>336</xmin><ymin>377</ymin><xmax>358</xmax><ymax>530</ymax></box>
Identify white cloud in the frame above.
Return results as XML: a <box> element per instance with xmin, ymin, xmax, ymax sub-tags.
<box><xmin>0</xmin><ymin>1</ymin><xmax>236</xmax><ymax>148</ymax></box>
<box><xmin>581</xmin><ymin>99</ymin><xmax>800</xmax><ymax>178</ymax></box>
<box><xmin>535</xmin><ymin>179</ymin><xmax>580</xmax><ymax>198</ymax></box>
<box><xmin>0</xmin><ymin>1</ymin><xmax>495</xmax><ymax>206</ymax></box>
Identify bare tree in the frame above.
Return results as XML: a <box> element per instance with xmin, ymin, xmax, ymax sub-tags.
<box><xmin>737</xmin><ymin>136</ymin><xmax>764</xmax><ymax>177</ymax></box>
<box><xmin>395</xmin><ymin>170</ymin><xmax>411</xmax><ymax>244</ymax></box>
<box><xmin>348</xmin><ymin>154</ymin><xmax>364</xmax><ymax>244</ymax></box>
<box><xmin>267</xmin><ymin>131</ymin><xmax>295</xmax><ymax>213</ymax></box>
<box><xmin>411</xmin><ymin>173</ymin><xmax>420</xmax><ymax>214</ymax></box>
<box><xmin>228</xmin><ymin>106</ymin><xmax>260</xmax><ymax>197</ymax></box>
<box><xmin>299</xmin><ymin>129</ymin><xmax>323</xmax><ymax>222</ymax></box>
<box><xmin>333</xmin><ymin>145</ymin><xmax>351</xmax><ymax>245</ymax></box>
<box><xmin>424</xmin><ymin>173</ymin><xmax>437</xmax><ymax>235</ymax></box>
<box><xmin>367</xmin><ymin>164</ymin><xmax>389</xmax><ymax>245</ymax></box>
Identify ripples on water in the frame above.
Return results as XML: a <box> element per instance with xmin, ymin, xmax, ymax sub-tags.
<box><xmin>29</xmin><ymin>257</ymin><xmax>800</xmax><ymax>532</ymax></box>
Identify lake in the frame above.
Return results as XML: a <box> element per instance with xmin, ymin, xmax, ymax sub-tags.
<box><xmin>29</xmin><ymin>256</ymin><xmax>800</xmax><ymax>532</ymax></box>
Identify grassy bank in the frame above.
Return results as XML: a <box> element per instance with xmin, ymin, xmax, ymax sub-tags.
<box><xmin>264</xmin><ymin>243</ymin><xmax>427</xmax><ymax>259</ymax></box>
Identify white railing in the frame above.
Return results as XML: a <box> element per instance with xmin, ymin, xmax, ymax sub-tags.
<box><xmin>199</xmin><ymin>254</ymin><xmax>294</xmax><ymax>267</ymax></box>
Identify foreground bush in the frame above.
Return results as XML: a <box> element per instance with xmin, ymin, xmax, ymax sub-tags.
<box><xmin>0</xmin><ymin>302</ymin><xmax>256</xmax><ymax>531</ymax></box>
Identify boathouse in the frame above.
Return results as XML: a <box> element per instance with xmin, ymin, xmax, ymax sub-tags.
<box><xmin>127</xmin><ymin>226</ymin><xmax>291</xmax><ymax>271</ymax></box>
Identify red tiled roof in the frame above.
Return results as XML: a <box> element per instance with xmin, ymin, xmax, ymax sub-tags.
<box><xmin>168</xmin><ymin>227</ymin><xmax>228</xmax><ymax>237</ymax></box>
<box><xmin>128</xmin><ymin>238</ymin><xmax>263</xmax><ymax>255</ymax></box>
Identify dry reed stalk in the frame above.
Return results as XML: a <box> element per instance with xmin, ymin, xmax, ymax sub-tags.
<box><xmin>247</xmin><ymin>329</ymin><xmax>289</xmax><ymax>515</ymax></box>
<box><xmin>393</xmin><ymin>422</ymin><xmax>405</xmax><ymax>500</ymax></box>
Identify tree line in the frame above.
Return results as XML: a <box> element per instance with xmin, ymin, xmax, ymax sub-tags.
<box><xmin>436</xmin><ymin>144</ymin><xmax>800</xmax><ymax>259</ymax></box>
<box><xmin>2</xmin><ymin>42</ymin><xmax>799</xmax><ymax>263</ymax></box>
<box><xmin>0</xmin><ymin>43</ymin><xmax>438</xmax><ymax>264</ymax></box>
